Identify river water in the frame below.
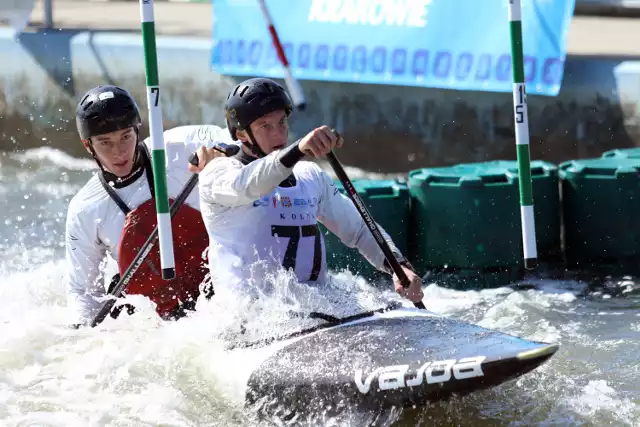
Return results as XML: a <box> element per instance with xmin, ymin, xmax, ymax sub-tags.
<box><xmin>0</xmin><ymin>148</ymin><xmax>638</xmax><ymax>426</ymax></box>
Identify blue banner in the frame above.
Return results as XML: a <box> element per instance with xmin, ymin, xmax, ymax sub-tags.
<box><xmin>210</xmin><ymin>0</ymin><xmax>576</xmax><ymax>96</ymax></box>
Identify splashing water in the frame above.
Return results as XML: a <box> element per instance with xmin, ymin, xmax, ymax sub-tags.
<box><xmin>1</xmin><ymin>148</ymin><xmax>639</xmax><ymax>426</ymax></box>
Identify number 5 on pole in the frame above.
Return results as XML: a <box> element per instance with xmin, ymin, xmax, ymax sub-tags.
<box><xmin>508</xmin><ymin>0</ymin><xmax>538</xmax><ymax>270</ymax></box>
<box><xmin>140</xmin><ymin>0</ymin><xmax>176</xmax><ymax>280</ymax></box>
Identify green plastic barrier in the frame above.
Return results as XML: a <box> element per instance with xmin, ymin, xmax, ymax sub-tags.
<box><xmin>408</xmin><ymin>160</ymin><xmax>560</xmax><ymax>275</ymax></box>
<box><xmin>322</xmin><ymin>179</ymin><xmax>410</xmax><ymax>281</ymax></box>
<box><xmin>601</xmin><ymin>147</ymin><xmax>640</xmax><ymax>159</ymax></box>
<box><xmin>559</xmin><ymin>157</ymin><xmax>640</xmax><ymax>267</ymax></box>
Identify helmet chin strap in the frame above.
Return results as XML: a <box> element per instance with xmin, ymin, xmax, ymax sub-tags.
<box><xmin>86</xmin><ymin>140</ymin><xmax>108</xmax><ymax>173</ymax></box>
<box><xmin>242</xmin><ymin>127</ymin><xmax>267</xmax><ymax>158</ymax></box>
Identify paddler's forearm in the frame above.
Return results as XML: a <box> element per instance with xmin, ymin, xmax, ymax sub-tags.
<box><xmin>64</xmin><ymin>207</ymin><xmax>111</xmax><ymax>326</ymax></box>
<box><xmin>355</xmin><ymin>222</ymin><xmax>405</xmax><ymax>274</ymax></box>
<box><xmin>199</xmin><ymin>142</ymin><xmax>305</xmax><ymax>207</ymax></box>
<box><xmin>66</xmin><ymin>285</ymin><xmax>106</xmax><ymax>327</ymax></box>
<box><xmin>341</xmin><ymin>216</ymin><xmax>405</xmax><ymax>274</ymax></box>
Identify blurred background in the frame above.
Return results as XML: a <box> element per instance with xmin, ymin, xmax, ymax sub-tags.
<box><xmin>1</xmin><ymin>0</ymin><xmax>640</xmax><ymax>173</ymax></box>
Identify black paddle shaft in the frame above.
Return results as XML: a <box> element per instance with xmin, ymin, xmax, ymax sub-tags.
<box><xmin>90</xmin><ymin>172</ymin><xmax>199</xmax><ymax>327</ymax></box>
<box><xmin>325</xmin><ymin>150</ymin><xmax>426</xmax><ymax>310</ymax></box>
<box><xmin>89</xmin><ymin>144</ymin><xmax>240</xmax><ymax>327</ymax></box>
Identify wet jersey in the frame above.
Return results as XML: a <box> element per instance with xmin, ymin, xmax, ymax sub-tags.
<box><xmin>64</xmin><ymin>125</ymin><xmax>235</xmax><ymax>325</ymax></box>
<box><xmin>197</xmin><ymin>149</ymin><xmax>403</xmax><ymax>297</ymax></box>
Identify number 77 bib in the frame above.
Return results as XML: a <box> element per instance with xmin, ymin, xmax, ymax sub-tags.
<box><xmin>271</xmin><ymin>224</ymin><xmax>323</xmax><ymax>281</ymax></box>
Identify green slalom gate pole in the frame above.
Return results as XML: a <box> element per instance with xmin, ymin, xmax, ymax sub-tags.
<box><xmin>140</xmin><ymin>0</ymin><xmax>176</xmax><ymax>280</ymax></box>
<box><xmin>508</xmin><ymin>0</ymin><xmax>538</xmax><ymax>270</ymax></box>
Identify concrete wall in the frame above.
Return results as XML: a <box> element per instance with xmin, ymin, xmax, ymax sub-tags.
<box><xmin>576</xmin><ymin>0</ymin><xmax>640</xmax><ymax>16</ymax></box>
<box><xmin>1</xmin><ymin>27</ymin><xmax>640</xmax><ymax>173</ymax></box>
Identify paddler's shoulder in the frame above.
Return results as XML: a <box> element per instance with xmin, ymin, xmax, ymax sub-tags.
<box><xmin>198</xmin><ymin>154</ymin><xmax>244</xmax><ymax>184</ymax></box>
<box><xmin>292</xmin><ymin>159</ymin><xmax>327</xmax><ymax>179</ymax></box>
<box><xmin>151</xmin><ymin>124</ymin><xmax>235</xmax><ymax>148</ymax></box>
<box><xmin>67</xmin><ymin>173</ymin><xmax>109</xmax><ymax>216</ymax></box>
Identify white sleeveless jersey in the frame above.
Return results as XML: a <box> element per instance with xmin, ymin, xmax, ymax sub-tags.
<box><xmin>198</xmin><ymin>150</ymin><xmax>403</xmax><ymax>297</ymax></box>
<box><xmin>64</xmin><ymin>125</ymin><xmax>236</xmax><ymax>325</ymax></box>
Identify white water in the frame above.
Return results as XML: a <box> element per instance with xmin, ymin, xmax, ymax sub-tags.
<box><xmin>1</xmin><ymin>148</ymin><xmax>639</xmax><ymax>426</ymax></box>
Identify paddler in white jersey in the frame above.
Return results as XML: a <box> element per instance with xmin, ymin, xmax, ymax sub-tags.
<box><xmin>188</xmin><ymin>77</ymin><xmax>424</xmax><ymax>303</ymax></box>
<box><xmin>65</xmin><ymin>84</ymin><xmax>233</xmax><ymax>327</ymax></box>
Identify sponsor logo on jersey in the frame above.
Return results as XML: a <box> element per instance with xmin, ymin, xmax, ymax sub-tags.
<box><xmin>354</xmin><ymin>355</ymin><xmax>486</xmax><ymax>394</ymax></box>
<box><xmin>280</xmin><ymin>196</ymin><xmax>292</xmax><ymax>208</ymax></box>
<box><xmin>293</xmin><ymin>197</ymin><xmax>318</xmax><ymax>208</ymax></box>
<box><xmin>255</xmin><ymin>195</ymin><xmax>318</xmax><ymax>209</ymax></box>
<box><xmin>253</xmin><ymin>196</ymin><xmax>271</xmax><ymax>207</ymax></box>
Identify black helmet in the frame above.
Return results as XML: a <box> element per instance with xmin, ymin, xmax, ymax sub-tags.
<box><xmin>76</xmin><ymin>85</ymin><xmax>142</xmax><ymax>142</ymax></box>
<box><xmin>224</xmin><ymin>78</ymin><xmax>293</xmax><ymax>142</ymax></box>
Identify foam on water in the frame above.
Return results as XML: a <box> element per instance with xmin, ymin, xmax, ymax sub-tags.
<box><xmin>1</xmin><ymin>147</ymin><xmax>639</xmax><ymax>426</ymax></box>
<box><xmin>7</xmin><ymin>147</ymin><xmax>97</xmax><ymax>172</ymax></box>
<box><xmin>0</xmin><ymin>258</ymin><xmax>399</xmax><ymax>426</ymax></box>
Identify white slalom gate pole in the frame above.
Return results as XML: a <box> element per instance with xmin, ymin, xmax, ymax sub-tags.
<box><xmin>508</xmin><ymin>0</ymin><xmax>538</xmax><ymax>270</ymax></box>
<box><xmin>140</xmin><ymin>0</ymin><xmax>176</xmax><ymax>280</ymax></box>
